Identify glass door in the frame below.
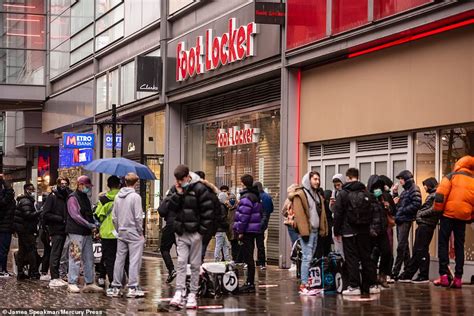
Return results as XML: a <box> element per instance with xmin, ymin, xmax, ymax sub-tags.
<box><xmin>145</xmin><ymin>155</ymin><xmax>164</xmax><ymax>248</ymax></box>
<box><xmin>309</xmin><ymin>159</ymin><xmax>349</xmax><ymax>191</ymax></box>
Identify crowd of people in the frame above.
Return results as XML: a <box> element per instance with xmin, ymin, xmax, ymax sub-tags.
<box><xmin>0</xmin><ymin>154</ymin><xmax>472</xmax><ymax>310</ymax></box>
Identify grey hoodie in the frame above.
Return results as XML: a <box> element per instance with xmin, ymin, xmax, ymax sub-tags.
<box><xmin>112</xmin><ymin>187</ymin><xmax>143</xmax><ymax>241</ymax></box>
<box><xmin>302</xmin><ymin>172</ymin><xmax>320</xmax><ymax>231</ymax></box>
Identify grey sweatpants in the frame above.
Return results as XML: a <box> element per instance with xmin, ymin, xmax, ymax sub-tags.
<box><xmin>111</xmin><ymin>236</ymin><xmax>144</xmax><ymax>288</ymax></box>
<box><xmin>176</xmin><ymin>232</ymin><xmax>203</xmax><ymax>294</ymax></box>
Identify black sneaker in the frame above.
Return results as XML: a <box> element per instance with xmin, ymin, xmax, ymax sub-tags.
<box><xmin>398</xmin><ymin>275</ymin><xmax>412</xmax><ymax>283</ymax></box>
<box><xmin>17</xmin><ymin>273</ymin><xmax>29</xmax><ymax>281</ymax></box>
<box><xmin>166</xmin><ymin>270</ymin><xmax>177</xmax><ymax>284</ymax></box>
<box><xmin>239</xmin><ymin>283</ymin><xmax>256</xmax><ymax>293</ymax></box>
<box><xmin>411</xmin><ymin>276</ymin><xmax>429</xmax><ymax>284</ymax></box>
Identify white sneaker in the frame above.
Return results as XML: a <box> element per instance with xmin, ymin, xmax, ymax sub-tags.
<box><xmin>342</xmin><ymin>286</ymin><xmax>361</xmax><ymax>296</ymax></box>
<box><xmin>288</xmin><ymin>264</ymin><xmax>297</xmax><ymax>272</ymax></box>
<box><xmin>387</xmin><ymin>277</ymin><xmax>395</xmax><ymax>284</ymax></box>
<box><xmin>106</xmin><ymin>287</ymin><xmax>121</xmax><ymax>298</ymax></box>
<box><xmin>82</xmin><ymin>283</ymin><xmax>104</xmax><ymax>293</ymax></box>
<box><xmin>126</xmin><ymin>287</ymin><xmax>145</xmax><ymax>298</ymax></box>
<box><xmin>98</xmin><ymin>278</ymin><xmax>106</xmax><ymax>287</ymax></box>
<box><xmin>186</xmin><ymin>293</ymin><xmax>198</xmax><ymax>309</ymax></box>
<box><xmin>68</xmin><ymin>284</ymin><xmax>81</xmax><ymax>293</ymax></box>
<box><xmin>369</xmin><ymin>285</ymin><xmax>381</xmax><ymax>294</ymax></box>
<box><xmin>0</xmin><ymin>271</ymin><xmax>11</xmax><ymax>278</ymax></box>
<box><xmin>170</xmin><ymin>290</ymin><xmax>184</xmax><ymax>308</ymax></box>
<box><xmin>40</xmin><ymin>274</ymin><xmax>51</xmax><ymax>281</ymax></box>
<box><xmin>49</xmin><ymin>279</ymin><xmax>68</xmax><ymax>288</ymax></box>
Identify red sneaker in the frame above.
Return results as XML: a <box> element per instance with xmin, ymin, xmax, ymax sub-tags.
<box><xmin>451</xmin><ymin>276</ymin><xmax>462</xmax><ymax>289</ymax></box>
<box><xmin>433</xmin><ymin>274</ymin><xmax>451</xmax><ymax>287</ymax></box>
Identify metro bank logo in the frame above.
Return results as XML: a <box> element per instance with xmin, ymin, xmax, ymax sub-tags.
<box><xmin>63</xmin><ymin>133</ymin><xmax>95</xmax><ymax>149</ymax></box>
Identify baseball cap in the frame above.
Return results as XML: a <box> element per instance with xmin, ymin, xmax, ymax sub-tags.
<box><xmin>77</xmin><ymin>175</ymin><xmax>93</xmax><ymax>187</ymax></box>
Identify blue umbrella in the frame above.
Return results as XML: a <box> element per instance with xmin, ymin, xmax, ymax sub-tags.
<box><xmin>85</xmin><ymin>157</ymin><xmax>157</xmax><ymax>180</ymax></box>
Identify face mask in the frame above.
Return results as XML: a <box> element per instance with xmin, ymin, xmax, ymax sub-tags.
<box><xmin>30</xmin><ymin>192</ymin><xmax>36</xmax><ymax>199</ymax></box>
<box><xmin>374</xmin><ymin>189</ymin><xmax>383</xmax><ymax>198</ymax></box>
<box><xmin>229</xmin><ymin>198</ymin><xmax>236</xmax><ymax>206</ymax></box>
<box><xmin>181</xmin><ymin>182</ymin><xmax>190</xmax><ymax>189</ymax></box>
<box><xmin>82</xmin><ymin>187</ymin><xmax>90</xmax><ymax>194</ymax></box>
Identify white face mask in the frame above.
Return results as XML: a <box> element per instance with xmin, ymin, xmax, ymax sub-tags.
<box><xmin>30</xmin><ymin>192</ymin><xmax>36</xmax><ymax>199</ymax></box>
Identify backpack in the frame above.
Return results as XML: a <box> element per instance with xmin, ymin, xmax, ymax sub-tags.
<box><xmin>346</xmin><ymin>189</ymin><xmax>373</xmax><ymax>225</ymax></box>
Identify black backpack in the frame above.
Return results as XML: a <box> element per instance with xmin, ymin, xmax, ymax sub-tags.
<box><xmin>346</xmin><ymin>189</ymin><xmax>373</xmax><ymax>225</ymax></box>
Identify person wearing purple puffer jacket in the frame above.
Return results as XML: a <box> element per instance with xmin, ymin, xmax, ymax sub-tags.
<box><xmin>233</xmin><ymin>174</ymin><xmax>262</xmax><ymax>293</ymax></box>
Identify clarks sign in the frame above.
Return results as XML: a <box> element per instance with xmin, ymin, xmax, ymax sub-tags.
<box><xmin>217</xmin><ymin>124</ymin><xmax>260</xmax><ymax>148</ymax></box>
<box><xmin>176</xmin><ymin>18</ymin><xmax>257</xmax><ymax>82</ymax></box>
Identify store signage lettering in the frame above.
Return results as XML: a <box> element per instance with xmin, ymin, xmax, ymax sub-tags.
<box><xmin>63</xmin><ymin>133</ymin><xmax>95</xmax><ymax>149</ymax></box>
<box><xmin>128</xmin><ymin>142</ymin><xmax>136</xmax><ymax>153</ymax></box>
<box><xmin>176</xmin><ymin>18</ymin><xmax>257</xmax><ymax>81</ymax></box>
<box><xmin>217</xmin><ymin>124</ymin><xmax>260</xmax><ymax>148</ymax></box>
<box><xmin>105</xmin><ymin>134</ymin><xmax>122</xmax><ymax>149</ymax></box>
<box><xmin>255</xmin><ymin>2</ymin><xmax>286</xmax><ymax>25</ymax></box>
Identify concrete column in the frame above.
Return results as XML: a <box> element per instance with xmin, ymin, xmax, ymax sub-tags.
<box><xmin>163</xmin><ymin>103</ymin><xmax>184</xmax><ymax>192</ymax></box>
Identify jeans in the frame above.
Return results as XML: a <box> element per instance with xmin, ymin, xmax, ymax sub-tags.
<box><xmin>241</xmin><ymin>233</ymin><xmax>258</xmax><ymax>285</ymax></box>
<box><xmin>332</xmin><ymin>227</ymin><xmax>344</xmax><ymax>259</ymax></box>
<box><xmin>49</xmin><ymin>234</ymin><xmax>66</xmax><ymax>280</ymax></box>
<box><xmin>112</xmin><ymin>236</ymin><xmax>144</xmax><ymax>288</ymax></box>
<box><xmin>17</xmin><ymin>233</ymin><xmax>38</xmax><ymax>276</ymax></box>
<box><xmin>40</xmin><ymin>229</ymin><xmax>51</xmax><ymax>274</ymax></box>
<box><xmin>287</xmin><ymin>226</ymin><xmax>299</xmax><ymax>246</ymax></box>
<box><xmin>343</xmin><ymin>233</ymin><xmax>377</xmax><ymax>294</ymax></box>
<box><xmin>214</xmin><ymin>232</ymin><xmax>231</xmax><ymax>261</ymax></box>
<box><xmin>255</xmin><ymin>231</ymin><xmax>266</xmax><ymax>266</ymax></box>
<box><xmin>403</xmin><ymin>224</ymin><xmax>435</xmax><ymax>279</ymax></box>
<box><xmin>68</xmin><ymin>234</ymin><xmax>94</xmax><ymax>285</ymax></box>
<box><xmin>0</xmin><ymin>232</ymin><xmax>12</xmax><ymax>272</ymax></box>
<box><xmin>300</xmin><ymin>231</ymin><xmax>318</xmax><ymax>285</ymax></box>
<box><xmin>175</xmin><ymin>232</ymin><xmax>202</xmax><ymax>294</ymax></box>
<box><xmin>438</xmin><ymin>216</ymin><xmax>466</xmax><ymax>277</ymax></box>
<box><xmin>393</xmin><ymin>221</ymin><xmax>412</xmax><ymax>276</ymax></box>
<box><xmin>160</xmin><ymin>224</ymin><xmax>176</xmax><ymax>273</ymax></box>
<box><xmin>59</xmin><ymin>236</ymin><xmax>69</xmax><ymax>278</ymax></box>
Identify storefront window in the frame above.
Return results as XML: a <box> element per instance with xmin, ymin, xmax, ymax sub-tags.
<box><xmin>441</xmin><ymin>125</ymin><xmax>474</xmax><ymax>261</ymax></box>
<box><xmin>120</xmin><ymin>60</ymin><xmax>135</xmax><ymax>104</ymax></box>
<box><xmin>96</xmin><ymin>73</ymin><xmax>107</xmax><ymax>113</ymax></box>
<box><xmin>332</xmin><ymin>0</ymin><xmax>368</xmax><ymax>34</ymax></box>
<box><xmin>374</xmin><ymin>0</ymin><xmax>432</xmax><ymax>20</ymax></box>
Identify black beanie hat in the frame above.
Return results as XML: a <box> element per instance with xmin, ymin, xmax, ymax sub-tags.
<box><xmin>422</xmin><ymin>177</ymin><xmax>438</xmax><ymax>191</ymax></box>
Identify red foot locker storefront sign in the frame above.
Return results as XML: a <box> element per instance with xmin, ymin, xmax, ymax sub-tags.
<box><xmin>167</xmin><ymin>2</ymin><xmax>281</xmax><ymax>91</ymax></box>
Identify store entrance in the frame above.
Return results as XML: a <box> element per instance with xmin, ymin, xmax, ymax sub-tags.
<box><xmin>145</xmin><ymin>155</ymin><xmax>164</xmax><ymax>249</ymax></box>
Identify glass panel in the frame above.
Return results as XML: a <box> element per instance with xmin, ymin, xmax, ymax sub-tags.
<box><xmin>50</xmin><ymin>9</ymin><xmax>70</xmax><ymax>49</ymax></box>
<box><xmin>142</xmin><ymin>0</ymin><xmax>160</xmax><ymax>26</ymax></box>
<box><xmin>49</xmin><ymin>40</ymin><xmax>69</xmax><ymax>78</ymax></box>
<box><xmin>108</xmin><ymin>68</ymin><xmax>119</xmax><ymax>107</ymax></box>
<box><xmin>311</xmin><ymin>165</ymin><xmax>321</xmax><ymax>174</ymax></box>
<box><xmin>145</xmin><ymin>156</ymin><xmax>163</xmax><ymax>248</ymax></box>
<box><xmin>440</xmin><ymin>125</ymin><xmax>474</xmax><ymax>261</ymax></box>
<box><xmin>324</xmin><ymin>165</ymin><xmax>335</xmax><ymax>191</ymax></box>
<box><xmin>70</xmin><ymin>24</ymin><xmax>93</xmax><ymax>50</ymax></box>
<box><xmin>286</xmin><ymin>0</ymin><xmax>326</xmax><ymax>50</ymax></box>
<box><xmin>95</xmin><ymin>3</ymin><xmax>124</xmax><ymax>35</ymax></box>
<box><xmin>124</xmin><ymin>0</ymin><xmax>141</xmax><ymax>37</ymax></box>
<box><xmin>95</xmin><ymin>20</ymin><xmax>123</xmax><ymax>50</ymax></box>
<box><xmin>393</xmin><ymin>159</ymin><xmax>406</xmax><ymax>183</ymax></box>
<box><xmin>144</xmin><ymin>111</ymin><xmax>165</xmax><ymax>155</ymax></box>
<box><xmin>120</xmin><ymin>60</ymin><xmax>135</xmax><ymax>104</ymax></box>
<box><xmin>332</xmin><ymin>0</ymin><xmax>368</xmax><ymax>34</ymax></box>
<box><xmin>71</xmin><ymin>0</ymin><xmax>94</xmax><ymax>35</ymax></box>
<box><xmin>1</xmin><ymin>13</ymin><xmax>46</xmax><ymax>50</ymax></box>
<box><xmin>359</xmin><ymin>162</ymin><xmax>371</xmax><ymax>185</ymax></box>
<box><xmin>338</xmin><ymin>164</ymin><xmax>349</xmax><ymax>175</ymax></box>
<box><xmin>51</xmin><ymin>0</ymin><xmax>71</xmax><ymax>15</ymax></box>
<box><xmin>96</xmin><ymin>0</ymin><xmax>122</xmax><ymax>18</ymax></box>
<box><xmin>169</xmin><ymin>0</ymin><xmax>194</xmax><ymax>15</ymax></box>
<box><xmin>1</xmin><ymin>0</ymin><xmax>45</xmax><ymax>14</ymax></box>
<box><xmin>375</xmin><ymin>161</ymin><xmax>388</xmax><ymax>176</ymax></box>
<box><xmin>96</xmin><ymin>74</ymin><xmax>107</xmax><ymax>114</ymax></box>
<box><xmin>70</xmin><ymin>40</ymin><xmax>93</xmax><ymax>64</ymax></box>
<box><xmin>0</xmin><ymin>48</ymin><xmax>45</xmax><ymax>84</ymax></box>
<box><xmin>374</xmin><ymin>0</ymin><xmax>432</xmax><ymax>20</ymax></box>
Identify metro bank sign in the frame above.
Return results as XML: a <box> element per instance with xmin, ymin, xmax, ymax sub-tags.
<box><xmin>176</xmin><ymin>18</ymin><xmax>257</xmax><ymax>82</ymax></box>
<box><xmin>63</xmin><ymin>133</ymin><xmax>95</xmax><ymax>149</ymax></box>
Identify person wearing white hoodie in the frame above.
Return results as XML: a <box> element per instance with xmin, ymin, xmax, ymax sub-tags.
<box><xmin>106</xmin><ymin>173</ymin><xmax>145</xmax><ymax>299</ymax></box>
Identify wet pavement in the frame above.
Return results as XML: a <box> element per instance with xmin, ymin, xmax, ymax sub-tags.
<box><xmin>0</xmin><ymin>255</ymin><xmax>473</xmax><ymax>315</ymax></box>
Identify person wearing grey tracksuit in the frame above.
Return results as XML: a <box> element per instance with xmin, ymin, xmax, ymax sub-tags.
<box><xmin>106</xmin><ymin>173</ymin><xmax>145</xmax><ymax>298</ymax></box>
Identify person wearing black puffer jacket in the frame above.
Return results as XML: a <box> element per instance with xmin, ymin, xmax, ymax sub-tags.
<box><xmin>0</xmin><ymin>177</ymin><xmax>16</xmax><ymax>277</ymax></box>
<box><xmin>13</xmin><ymin>183</ymin><xmax>40</xmax><ymax>280</ymax></box>
<box><xmin>160</xmin><ymin>165</ymin><xmax>216</xmax><ymax>310</ymax></box>
<box><xmin>392</xmin><ymin>170</ymin><xmax>422</xmax><ymax>280</ymax></box>
<box><xmin>42</xmin><ymin>177</ymin><xmax>71</xmax><ymax>288</ymax></box>
<box><xmin>398</xmin><ymin>178</ymin><xmax>438</xmax><ymax>284</ymax></box>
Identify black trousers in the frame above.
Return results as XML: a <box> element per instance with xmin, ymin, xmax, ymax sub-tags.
<box><xmin>371</xmin><ymin>231</ymin><xmax>392</xmax><ymax>276</ymax></box>
<box><xmin>160</xmin><ymin>224</ymin><xmax>176</xmax><ymax>273</ymax></box>
<box><xmin>230</xmin><ymin>239</ymin><xmax>241</xmax><ymax>263</ymax></box>
<box><xmin>40</xmin><ymin>229</ymin><xmax>51</xmax><ymax>274</ymax></box>
<box><xmin>202</xmin><ymin>233</ymin><xmax>213</xmax><ymax>261</ymax></box>
<box><xmin>102</xmin><ymin>238</ymin><xmax>129</xmax><ymax>283</ymax></box>
<box><xmin>343</xmin><ymin>233</ymin><xmax>377</xmax><ymax>294</ymax></box>
<box><xmin>241</xmin><ymin>233</ymin><xmax>257</xmax><ymax>284</ymax></box>
<box><xmin>393</xmin><ymin>221</ymin><xmax>411</xmax><ymax>276</ymax></box>
<box><xmin>255</xmin><ymin>231</ymin><xmax>266</xmax><ymax>266</ymax></box>
<box><xmin>403</xmin><ymin>224</ymin><xmax>435</xmax><ymax>279</ymax></box>
<box><xmin>438</xmin><ymin>216</ymin><xmax>466</xmax><ymax>277</ymax></box>
<box><xmin>17</xmin><ymin>233</ymin><xmax>38</xmax><ymax>276</ymax></box>
<box><xmin>49</xmin><ymin>234</ymin><xmax>66</xmax><ymax>280</ymax></box>
<box><xmin>0</xmin><ymin>232</ymin><xmax>12</xmax><ymax>272</ymax></box>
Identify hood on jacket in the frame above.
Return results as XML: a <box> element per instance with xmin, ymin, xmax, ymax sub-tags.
<box><xmin>332</xmin><ymin>174</ymin><xmax>346</xmax><ymax>185</ymax></box>
<box><xmin>367</xmin><ymin>175</ymin><xmax>385</xmax><ymax>193</ymax></box>
<box><xmin>17</xmin><ymin>194</ymin><xmax>34</xmax><ymax>203</ymax></box>
<box><xmin>218</xmin><ymin>191</ymin><xmax>227</xmax><ymax>204</ymax></box>
<box><xmin>189</xmin><ymin>171</ymin><xmax>219</xmax><ymax>194</ymax></box>
<box><xmin>379</xmin><ymin>175</ymin><xmax>393</xmax><ymax>190</ymax></box>
<box><xmin>453</xmin><ymin>155</ymin><xmax>474</xmax><ymax>174</ymax></box>
<box><xmin>396</xmin><ymin>170</ymin><xmax>414</xmax><ymax>181</ymax></box>
<box><xmin>422</xmin><ymin>177</ymin><xmax>438</xmax><ymax>193</ymax></box>
<box><xmin>254</xmin><ymin>181</ymin><xmax>264</xmax><ymax>193</ymax></box>
<box><xmin>106</xmin><ymin>188</ymin><xmax>120</xmax><ymax>200</ymax></box>
<box><xmin>118</xmin><ymin>187</ymin><xmax>136</xmax><ymax>198</ymax></box>
<box><xmin>342</xmin><ymin>180</ymin><xmax>366</xmax><ymax>192</ymax></box>
<box><xmin>302</xmin><ymin>172</ymin><xmax>319</xmax><ymax>192</ymax></box>
<box><xmin>240</xmin><ymin>185</ymin><xmax>260</xmax><ymax>198</ymax></box>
